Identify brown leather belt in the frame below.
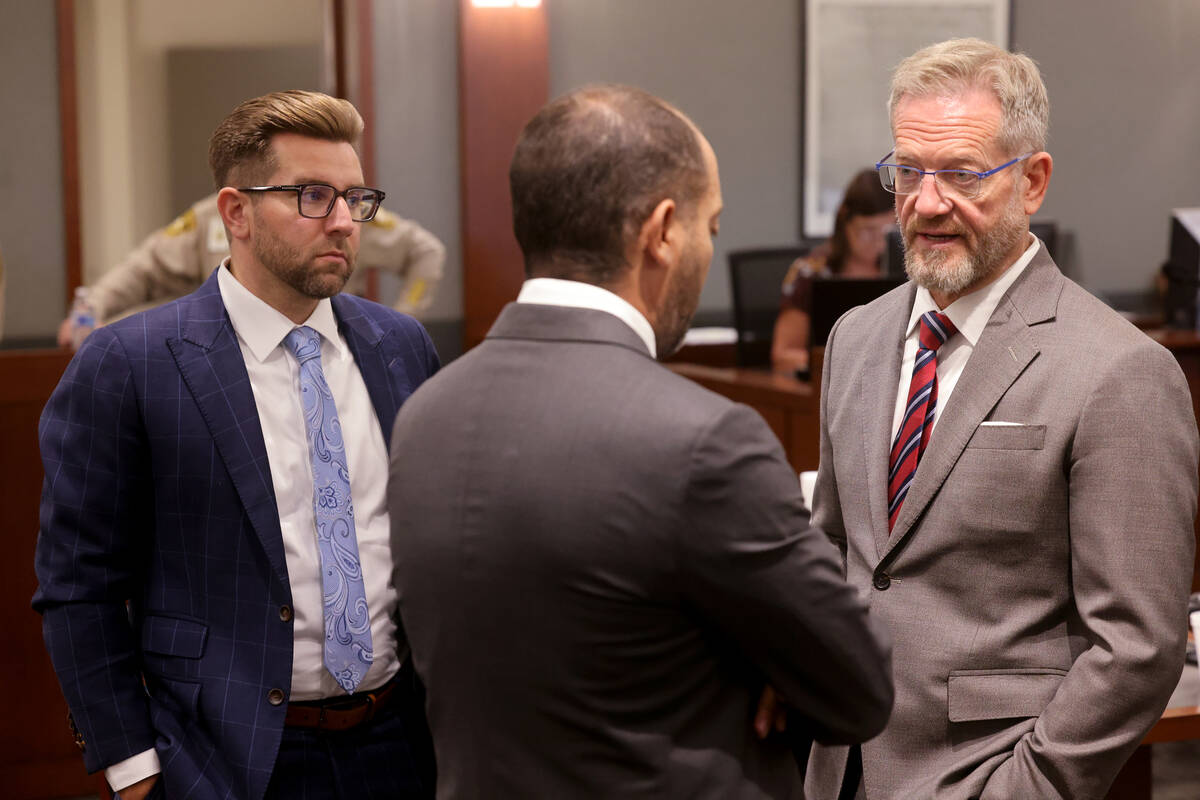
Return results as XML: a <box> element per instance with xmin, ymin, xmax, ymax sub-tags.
<box><xmin>284</xmin><ymin>677</ymin><xmax>398</xmax><ymax>731</ymax></box>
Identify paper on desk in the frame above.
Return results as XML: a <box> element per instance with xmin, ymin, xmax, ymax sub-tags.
<box><xmin>1175</xmin><ymin>207</ymin><xmax>1200</xmax><ymax>242</ymax></box>
<box><xmin>682</xmin><ymin>327</ymin><xmax>738</xmax><ymax>346</ymax></box>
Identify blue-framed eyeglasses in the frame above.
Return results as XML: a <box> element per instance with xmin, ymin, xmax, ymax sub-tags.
<box><xmin>874</xmin><ymin>151</ymin><xmax>1032</xmax><ymax>199</ymax></box>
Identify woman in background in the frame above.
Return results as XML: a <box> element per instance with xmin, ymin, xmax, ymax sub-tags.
<box><xmin>771</xmin><ymin>168</ymin><xmax>894</xmax><ymax>374</ymax></box>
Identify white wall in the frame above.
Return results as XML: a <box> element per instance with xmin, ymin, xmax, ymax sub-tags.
<box><xmin>134</xmin><ymin>0</ymin><xmax>326</xmax><ymax>48</ymax></box>
<box><xmin>77</xmin><ymin>0</ymin><xmax>329</xmax><ymax>285</ymax></box>
<box><xmin>372</xmin><ymin>0</ymin><xmax>462</xmax><ymax>323</ymax></box>
<box><xmin>76</xmin><ymin>0</ymin><xmax>140</xmax><ymax>284</ymax></box>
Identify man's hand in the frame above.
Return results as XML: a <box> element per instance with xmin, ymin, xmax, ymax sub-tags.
<box><xmin>754</xmin><ymin>684</ymin><xmax>789</xmax><ymax>739</ymax></box>
<box><xmin>57</xmin><ymin>316</ymin><xmax>74</xmax><ymax>349</ymax></box>
<box><xmin>114</xmin><ymin>774</ymin><xmax>158</xmax><ymax>800</ymax></box>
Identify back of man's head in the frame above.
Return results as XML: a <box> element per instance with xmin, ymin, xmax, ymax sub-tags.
<box><xmin>208</xmin><ymin>90</ymin><xmax>364</xmax><ymax>189</ymax></box>
<box><xmin>509</xmin><ymin>85</ymin><xmax>708</xmax><ymax>286</ymax></box>
<box><xmin>889</xmin><ymin>37</ymin><xmax>1049</xmax><ymax>155</ymax></box>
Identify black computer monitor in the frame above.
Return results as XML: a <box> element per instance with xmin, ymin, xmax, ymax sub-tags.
<box><xmin>809</xmin><ymin>276</ymin><xmax>906</xmax><ymax>348</ymax></box>
<box><xmin>1165</xmin><ymin>208</ymin><xmax>1200</xmax><ymax>329</ymax></box>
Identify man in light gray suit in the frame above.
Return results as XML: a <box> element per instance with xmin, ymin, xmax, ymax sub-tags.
<box><xmin>387</xmin><ymin>84</ymin><xmax>893</xmax><ymax>799</ymax></box>
<box><xmin>806</xmin><ymin>38</ymin><xmax>1199</xmax><ymax>799</ymax></box>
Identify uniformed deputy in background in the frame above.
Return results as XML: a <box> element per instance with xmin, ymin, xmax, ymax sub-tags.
<box><xmin>58</xmin><ymin>191</ymin><xmax>445</xmax><ymax>346</ymax></box>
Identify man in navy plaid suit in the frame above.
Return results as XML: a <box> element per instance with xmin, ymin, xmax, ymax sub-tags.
<box><xmin>34</xmin><ymin>90</ymin><xmax>439</xmax><ymax>799</ymax></box>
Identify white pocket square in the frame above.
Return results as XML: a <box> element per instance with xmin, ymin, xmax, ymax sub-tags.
<box><xmin>979</xmin><ymin>421</ymin><xmax>1026</xmax><ymax>427</ymax></box>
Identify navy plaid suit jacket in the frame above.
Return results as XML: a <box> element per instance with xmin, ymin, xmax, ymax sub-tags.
<box><xmin>33</xmin><ymin>269</ymin><xmax>440</xmax><ymax>799</ymax></box>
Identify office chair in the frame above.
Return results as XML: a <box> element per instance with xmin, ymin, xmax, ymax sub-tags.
<box><xmin>1030</xmin><ymin>221</ymin><xmax>1059</xmax><ymax>260</ymax></box>
<box><xmin>728</xmin><ymin>242</ymin><xmax>823</xmax><ymax>367</ymax></box>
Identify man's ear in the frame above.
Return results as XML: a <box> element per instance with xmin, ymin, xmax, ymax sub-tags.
<box><xmin>638</xmin><ymin>198</ymin><xmax>679</xmax><ymax>270</ymax></box>
<box><xmin>1021</xmin><ymin>152</ymin><xmax>1052</xmax><ymax>216</ymax></box>
<box><xmin>216</xmin><ymin>187</ymin><xmax>252</xmax><ymax>242</ymax></box>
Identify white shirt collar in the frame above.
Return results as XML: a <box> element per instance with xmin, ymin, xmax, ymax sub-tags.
<box><xmin>216</xmin><ymin>259</ymin><xmax>345</xmax><ymax>362</ymax></box>
<box><xmin>516</xmin><ymin>277</ymin><xmax>657</xmax><ymax>358</ymax></box>
<box><xmin>906</xmin><ymin>233</ymin><xmax>1041</xmax><ymax>345</ymax></box>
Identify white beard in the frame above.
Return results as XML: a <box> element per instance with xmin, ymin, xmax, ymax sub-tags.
<box><xmin>903</xmin><ymin>189</ymin><xmax>1027</xmax><ymax>298</ymax></box>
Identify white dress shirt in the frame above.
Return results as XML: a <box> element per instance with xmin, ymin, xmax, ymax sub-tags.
<box><xmin>517</xmin><ymin>277</ymin><xmax>657</xmax><ymax>357</ymax></box>
<box><xmin>890</xmin><ymin>234</ymin><xmax>1040</xmax><ymax>444</ymax></box>
<box><xmin>107</xmin><ymin>261</ymin><xmax>400</xmax><ymax>791</ymax></box>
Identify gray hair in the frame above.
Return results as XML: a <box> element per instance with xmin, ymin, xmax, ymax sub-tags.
<box><xmin>889</xmin><ymin>37</ymin><xmax>1049</xmax><ymax>155</ymax></box>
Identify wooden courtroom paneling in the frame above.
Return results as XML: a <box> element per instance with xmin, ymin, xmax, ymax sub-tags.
<box><xmin>458</xmin><ymin>0</ymin><xmax>548</xmax><ymax>351</ymax></box>
<box><xmin>0</xmin><ymin>348</ymin><xmax>108</xmax><ymax>798</ymax></box>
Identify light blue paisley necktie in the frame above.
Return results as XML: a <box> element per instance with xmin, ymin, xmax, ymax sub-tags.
<box><xmin>284</xmin><ymin>326</ymin><xmax>373</xmax><ymax>694</ymax></box>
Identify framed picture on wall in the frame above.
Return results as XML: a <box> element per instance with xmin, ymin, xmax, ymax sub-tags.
<box><xmin>801</xmin><ymin>0</ymin><xmax>1011</xmax><ymax>238</ymax></box>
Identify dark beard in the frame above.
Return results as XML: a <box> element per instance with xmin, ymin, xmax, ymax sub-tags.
<box><xmin>253</xmin><ymin>230</ymin><xmax>355</xmax><ymax>299</ymax></box>
<box><xmin>654</xmin><ymin>261</ymin><xmax>703</xmax><ymax>359</ymax></box>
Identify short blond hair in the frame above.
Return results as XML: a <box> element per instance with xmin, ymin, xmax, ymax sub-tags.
<box><xmin>208</xmin><ymin>90</ymin><xmax>363</xmax><ymax>188</ymax></box>
<box><xmin>889</xmin><ymin>38</ymin><xmax>1049</xmax><ymax>155</ymax></box>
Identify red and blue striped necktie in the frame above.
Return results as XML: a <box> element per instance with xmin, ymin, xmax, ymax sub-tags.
<box><xmin>887</xmin><ymin>311</ymin><xmax>957</xmax><ymax>531</ymax></box>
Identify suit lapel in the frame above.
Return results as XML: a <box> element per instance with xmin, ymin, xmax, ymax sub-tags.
<box><xmin>332</xmin><ymin>295</ymin><xmax>403</xmax><ymax>449</ymax></box>
<box><xmin>882</xmin><ymin>248</ymin><xmax>1062</xmax><ymax>560</ymax></box>
<box><xmin>858</xmin><ymin>286</ymin><xmax>916</xmax><ymax>557</ymax></box>
<box><xmin>166</xmin><ymin>273</ymin><xmax>290</xmax><ymax>589</ymax></box>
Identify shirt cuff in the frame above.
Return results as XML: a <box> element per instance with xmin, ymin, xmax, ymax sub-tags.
<box><xmin>105</xmin><ymin>748</ymin><xmax>161</xmax><ymax>792</ymax></box>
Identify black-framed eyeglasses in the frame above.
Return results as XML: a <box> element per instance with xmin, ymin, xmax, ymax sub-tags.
<box><xmin>874</xmin><ymin>151</ymin><xmax>1032</xmax><ymax>199</ymax></box>
<box><xmin>237</xmin><ymin>183</ymin><xmax>386</xmax><ymax>222</ymax></box>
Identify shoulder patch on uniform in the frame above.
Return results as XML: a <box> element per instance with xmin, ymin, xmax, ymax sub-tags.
<box><xmin>164</xmin><ymin>209</ymin><xmax>197</xmax><ymax>237</ymax></box>
<box><xmin>403</xmin><ymin>279</ymin><xmax>427</xmax><ymax>307</ymax></box>
<box><xmin>368</xmin><ymin>208</ymin><xmax>398</xmax><ymax>230</ymax></box>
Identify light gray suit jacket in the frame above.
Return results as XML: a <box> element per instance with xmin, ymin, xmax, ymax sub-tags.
<box><xmin>806</xmin><ymin>246</ymin><xmax>1199</xmax><ymax>799</ymax></box>
<box><xmin>388</xmin><ymin>301</ymin><xmax>893</xmax><ymax>799</ymax></box>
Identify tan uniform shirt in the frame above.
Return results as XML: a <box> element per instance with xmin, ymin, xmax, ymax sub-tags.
<box><xmin>87</xmin><ymin>192</ymin><xmax>445</xmax><ymax>322</ymax></box>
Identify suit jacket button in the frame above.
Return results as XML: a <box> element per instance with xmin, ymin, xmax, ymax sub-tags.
<box><xmin>267</xmin><ymin>688</ymin><xmax>286</xmax><ymax>706</ymax></box>
<box><xmin>873</xmin><ymin>572</ymin><xmax>892</xmax><ymax>591</ymax></box>
<box><xmin>279</xmin><ymin>605</ymin><xmax>293</xmax><ymax>622</ymax></box>
<box><xmin>67</xmin><ymin>713</ymin><xmax>86</xmax><ymax>751</ymax></box>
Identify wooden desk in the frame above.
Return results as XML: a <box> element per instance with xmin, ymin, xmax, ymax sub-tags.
<box><xmin>666</xmin><ymin>340</ymin><xmax>737</xmax><ymax>369</ymax></box>
<box><xmin>1106</xmin><ymin>665</ymin><xmax>1200</xmax><ymax>799</ymax></box>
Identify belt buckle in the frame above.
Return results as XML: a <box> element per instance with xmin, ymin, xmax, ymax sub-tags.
<box><xmin>360</xmin><ymin>691</ymin><xmax>377</xmax><ymax>725</ymax></box>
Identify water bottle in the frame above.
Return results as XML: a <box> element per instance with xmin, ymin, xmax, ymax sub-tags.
<box><xmin>69</xmin><ymin>286</ymin><xmax>96</xmax><ymax>350</ymax></box>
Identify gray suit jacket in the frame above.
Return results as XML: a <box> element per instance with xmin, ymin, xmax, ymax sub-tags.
<box><xmin>806</xmin><ymin>246</ymin><xmax>1199</xmax><ymax>799</ymax></box>
<box><xmin>388</xmin><ymin>302</ymin><xmax>893</xmax><ymax>799</ymax></box>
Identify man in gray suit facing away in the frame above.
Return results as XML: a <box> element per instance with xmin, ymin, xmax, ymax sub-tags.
<box><xmin>806</xmin><ymin>38</ymin><xmax>1199</xmax><ymax>799</ymax></box>
<box><xmin>387</xmin><ymin>84</ymin><xmax>893</xmax><ymax>799</ymax></box>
